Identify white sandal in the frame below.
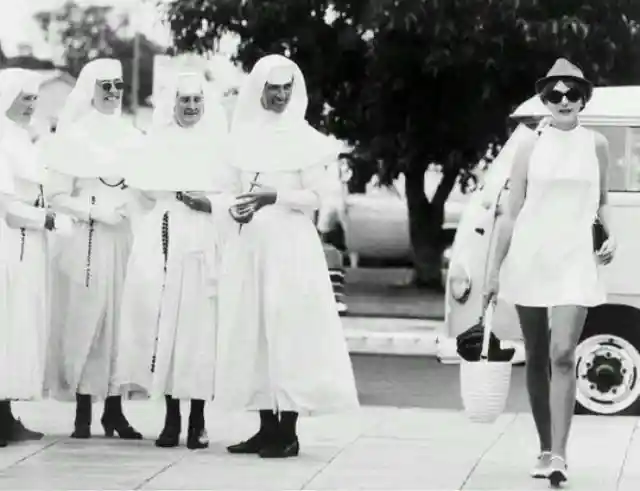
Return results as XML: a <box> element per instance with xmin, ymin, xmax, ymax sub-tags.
<box><xmin>530</xmin><ymin>451</ymin><xmax>552</xmax><ymax>478</ymax></box>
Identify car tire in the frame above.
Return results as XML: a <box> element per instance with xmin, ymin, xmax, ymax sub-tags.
<box><xmin>574</xmin><ymin>305</ymin><xmax>640</xmax><ymax>416</ymax></box>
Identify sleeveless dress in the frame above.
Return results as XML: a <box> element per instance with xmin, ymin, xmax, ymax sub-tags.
<box><xmin>499</xmin><ymin>125</ymin><xmax>607</xmax><ymax>307</ymax></box>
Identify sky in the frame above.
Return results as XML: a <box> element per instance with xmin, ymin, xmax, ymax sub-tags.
<box><xmin>0</xmin><ymin>0</ymin><xmax>179</xmax><ymax>58</ymax></box>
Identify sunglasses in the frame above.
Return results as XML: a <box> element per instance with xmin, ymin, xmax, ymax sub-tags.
<box><xmin>98</xmin><ymin>80</ymin><xmax>125</xmax><ymax>92</ymax></box>
<box><xmin>545</xmin><ymin>88</ymin><xmax>583</xmax><ymax>104</ymax></box>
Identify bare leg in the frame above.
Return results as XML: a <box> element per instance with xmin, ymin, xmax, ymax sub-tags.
<box><xmin>516</xmin><ymin>305</ymin><xmax>552</xmax><ymax>453</ymax></box>
<box><xmin>549</xmin><ymin>305</ymin><xmax>587</xmax><ymax>460</ymax></box>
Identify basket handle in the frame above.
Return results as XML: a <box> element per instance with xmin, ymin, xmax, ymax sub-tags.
<box><xmin>480</xmin><ymin>300</ymin><xmax>496</xmax><ymax>360</ymax></box>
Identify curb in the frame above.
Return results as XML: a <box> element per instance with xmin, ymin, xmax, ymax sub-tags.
<box><xmin>342</xmin><ymin>316</ymin><xmax>441</xmax><ymax>356</ymax></box>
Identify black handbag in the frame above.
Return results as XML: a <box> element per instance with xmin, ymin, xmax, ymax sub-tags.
<box><xmin>593</xmin><ymin>218</ymin><xmax>607</xmax><ymax>252</ymax></box>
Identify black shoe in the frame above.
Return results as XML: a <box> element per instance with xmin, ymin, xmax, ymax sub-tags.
<box><xmin>71</xmin><ymin>424</ymin><xmax>91</xmax><ymax>439</ymax></box>
<box><xmin>100</xmin><ymin>415</ymin><xmax>143</xmax><ymax>440</ymax></box>
<box><xmin>0</xmin><ymin>436</ymin><xmax>7</xmax><ymax>448</ymax></box>
<box><xmin>186</xmin><ymin>425</ymin><xmax>209</xmax><ymax>450</ymax></box>
<box><xmin>259</xmin><ymin>438</ymin><xmax>300</xmax><ymax>459</ymax></box>
<box><xmin>227</xmin><ymin>431</ymin><xmax>272</xmax><ymax>454</ymax></box>
<box><xmin>8</xmin><ymin>419</ymin><xmax>44</xmax><ymax>442</ymax></box>
<box><xmin>155</xmin><ymin>426</ymin><xmax>181</xmax><ymax>448</ymax></box>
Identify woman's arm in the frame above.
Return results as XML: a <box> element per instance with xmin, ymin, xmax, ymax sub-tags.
<box><xmin>595</xmin><ymin>132</ymin><xmax>612</xmax><ymax>235</ymax></box>
<box><xmin>489</xmin><ymin>132</ymin><xmax>536</xmax><ymax>276</ymax></box>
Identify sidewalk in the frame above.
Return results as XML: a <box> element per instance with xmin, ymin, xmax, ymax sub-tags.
<box><xmin>3</xmin><ymin>400</ymin><xmax>639</xmax><ymax>490</ymax></box>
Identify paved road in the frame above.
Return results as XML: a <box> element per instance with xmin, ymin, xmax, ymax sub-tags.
<box><xmin>352</xmin><ymin>354</ymin><xmax>531</xmax><ymax>412</ymax></box>
<box><xmin>344</xmin><ymin>268</ymin><xmax>445</xmax><ymax>319</ymax></box>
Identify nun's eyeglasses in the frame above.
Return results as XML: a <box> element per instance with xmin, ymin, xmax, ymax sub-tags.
<box><xmin>545</xmin><ymin>88</ymin><xmax>583</xmax><ymax>104</ymax></box>
<box><xmin>98</xmin><ymin>80</ymin><xmax>125</xmax><ymax>92</ymax></box>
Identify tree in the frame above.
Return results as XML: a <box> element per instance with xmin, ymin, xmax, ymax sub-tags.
<box><xmin>164</xmin><ymin>0</ymin><xmax>640</xmax><ymax>286</ymax></box>
<box><xmin>34</xmin><ymin>0</ymin><xmax>166</xmax><ymax>110</ymax></box>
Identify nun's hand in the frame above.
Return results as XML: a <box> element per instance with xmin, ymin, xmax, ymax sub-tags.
<box><xmin>229</xmin><ymin>204</ymin><xmax>253</xmax><ymax>224</ymax></box>
<box><xmin>237</xmin><ymin>183</ymin><xmax>277</xmax><ymax>212</ymax></box>
<box><xmin>181</xmin><ymin>193</ymin><xmax>212</xmax><ymax>214</ymax></box>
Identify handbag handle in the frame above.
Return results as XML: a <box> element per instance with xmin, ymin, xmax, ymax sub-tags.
<box><xmin>480</xmin><ymin>300</ymin><xmax>496</xmax><ymax>360</ymax></box>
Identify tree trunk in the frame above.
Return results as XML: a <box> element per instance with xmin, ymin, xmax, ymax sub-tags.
<box><xmin>404</xmin><ymin>167</ymin><xmax>457</xmax><ymax>289</ymax></box>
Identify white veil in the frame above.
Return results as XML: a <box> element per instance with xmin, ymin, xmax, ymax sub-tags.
<box><xmin>123</xmin><ymin>71</ymin><xmax>230</xmax><ymax>192</ymax></box>
<box><xmin>55</xmin><ymin>58</ymin><xmax>123</xmax><ymax>135</ymax></box>
<box><xmin>229</xmin><ymin>54</ymin><xmax>342</xmax><ymax>172</ymax></box>
<box><xmin>42</xmin><ymin>58</ymin><xmax>141</xmax><ymax>178</ymax></box>
<box><xmin>0</xmin><ymin>68</ymin><xmax>45</xmax><ymax>185</ymax></box>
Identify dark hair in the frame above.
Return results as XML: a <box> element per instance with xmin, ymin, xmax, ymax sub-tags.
<box><xmin>539</xmin><ymin>78</ymin><xmax>587</xmax><ymax>109</ymax></box>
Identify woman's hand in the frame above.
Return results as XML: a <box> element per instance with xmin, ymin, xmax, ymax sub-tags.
<box><xmin>596</xmin><ymin>236</ymin><xmax>616</xmax><ymax>265</ymax></box>
<box><xmin>482</xmin><ymin>269</ymin><xmax>500</xmax><ymax>311</ymax></box>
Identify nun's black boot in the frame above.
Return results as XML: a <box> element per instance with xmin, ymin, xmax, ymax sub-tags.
<box><xmin>71</xmin><ymin>393</ymin><xmax>92</xmax><ymax>439</ymax></box>
<box><xmin>156</xmin><ymin>395</ymin><xmax>181</xmax><ymax>448</ymax></box>
<box><xmin>186</xmin><ymin>399</ymin><xmax>209</xmax><ymax>450</ymax></box>
<box><xmin>259</xmin><ymin>410</ymin><xmax>300</xmax><ymax>458</ymax></box>
<box><xmin>227</xmin><ymin>409</ymin><xmax>279</xmax><ymax>454</ymax></box>
<box><xmin>2</xmin><ymin>401</ymin><xmax>43</xmax><ymax>442</ymax></box>
<box><xmin>0</xmin><ymin>401</ymin><xmax>11</xmax><ymax>447</ymax></box>
<box><xmin>100</xmin><ymin>395</ymin><xmax>142</xmax><ymax>439</ymax></box>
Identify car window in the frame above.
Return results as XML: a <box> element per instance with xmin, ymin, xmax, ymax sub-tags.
<box><xmin>585</xmin><ymin>125</ymin><xmax>629</xmax><ymax>192</ymax></box>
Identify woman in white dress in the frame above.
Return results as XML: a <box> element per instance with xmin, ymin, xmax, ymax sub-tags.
<box><xmin>43</xmin><ymin>58</ymin><xmax>143</xmax><ymax>440</ymax></box>
<box><xmin>485</xmin><ymin>58</ymin><xmax>616</xmax><ymax>486</ymax></box>
<box><xmin>115</xmin><ymin>72</ymin><xmax>231</xmax><ymax>449</ymax></box>
<box><xmin>215</xmin><ymin>54</ymin><xmax>360</xmax><ymax>459</ymax></box>
<box><xmin>0</xmin><ymin>68</ymin><xmax>62</xmax><ymax>446</ymax></box>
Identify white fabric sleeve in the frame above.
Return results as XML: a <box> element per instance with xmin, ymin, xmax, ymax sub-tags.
<box><xmin>207</xmin><ymin>164</ymin><xmax>242</xmax><ymax>210</ymax></box>
<box><xmin>276</xmin><ymin>161</ymin><xmax>335</xmax><ymax>211</ymax></box>
<box><xmin>4</xmin><ymin>200</ymin><xmax>47</xmax><ymax>230</ymax></box>
<box><xmin>45</xmin><ymin>169</ymin><xmax>91</xmax><ymax>221</ymax></box>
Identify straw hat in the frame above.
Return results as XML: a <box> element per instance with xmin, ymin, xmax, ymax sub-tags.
<box><xmin>535</xmin><ymin>58</ymin><xmax>593</xmax><ymax>102</ymax></box>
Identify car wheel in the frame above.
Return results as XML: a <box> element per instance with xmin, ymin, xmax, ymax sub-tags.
<box><xmin>575</xmin><ymin>308</ymin><xmax>640</xmax><ymax>416</ymax></box>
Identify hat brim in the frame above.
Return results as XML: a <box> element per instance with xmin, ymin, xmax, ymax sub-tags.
<box><xmin>535</xmin><ymin>75</ymin><xmax>593</xmax><ymax>102</ymax></box>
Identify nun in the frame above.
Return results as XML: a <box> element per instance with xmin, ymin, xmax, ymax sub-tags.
<box><xmin>115</xmin><ymin>72</ymin><xmax>232</xmax><ymax>449</ymax></box>
<box><xmin>42</xmin><ymin>58</ymin><xmax>143</xmax><ymax>440</ymax></box>
<box><xmin>215</xmin><ymin>54</ymin><xmax>360</xmax><ymax>459</ymax></box>
<box><xmin>0</xmin><ymin>68</ymin><xmax>63</xmax><ymax>446</ymax></box>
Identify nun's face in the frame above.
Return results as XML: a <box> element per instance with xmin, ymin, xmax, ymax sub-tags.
<box><xmin>174</xmin><ymin>91</ymin><xmax>204</xmax><ymax>127</ymax></box>
<box><xmin>261</xmin><ymin>80</ymin><xmax>293</xmax><ymax>113</ymax></box>
<box><xmin>6</xmin><ymin>91</ymin><xmax>38</xmax><ymax>124</ymax></box>
<box><xmin>93</xmin><ymin>77</ymin><xmax>124</xmax><ymax>114</ymax></box>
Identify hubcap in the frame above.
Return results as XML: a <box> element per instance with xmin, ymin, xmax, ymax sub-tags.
<box><xmin>575</xmin><ymin>334</ymin><xmax>640</xmax><ymax>415</ymax></box>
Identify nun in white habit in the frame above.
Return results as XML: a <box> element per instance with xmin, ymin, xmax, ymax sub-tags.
<box><xmin>115</xmin><ymin>72</ymin><xmax>231</xmax><ymax>449</ymax></box>
<box><xmin>216</xmin><ymin>54</ymin><xmax>359</xmax><ymax>459</ymax></box>
<box><xmin>42</xmin><ymin>58</ymin><xmax>143</xmax><ymax>440</ymax></box>
<box><xmin>0</xmin><ymin>68</ymin><xmax>64</xmax><ymax>446</ymax></box>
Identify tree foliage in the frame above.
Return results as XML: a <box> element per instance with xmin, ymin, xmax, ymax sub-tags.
<box><xmin>164</xmin><ymin>0</ymin><xmax>640</xmax><ymax>284</ymax></box>
<box><xmin>34</xmin><ymin>0</ymin><xmax>167</xmax><ymax>110</ymax></box>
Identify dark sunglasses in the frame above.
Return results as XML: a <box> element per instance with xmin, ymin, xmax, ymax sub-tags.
<box><xmin>545</xmin><ymin>88</ymin><xmax>583</xmax><ymax>104</ymax></box>
<box><xmin>98</xmin><ymin>80</ymin><xmax>125</xmax><ymax>92</ymax></box>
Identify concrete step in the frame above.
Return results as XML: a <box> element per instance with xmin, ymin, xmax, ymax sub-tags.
<box><xmin>342</xmin><ymin>316</ymin><xmax>440</xmax><ymax>356</ymax></box>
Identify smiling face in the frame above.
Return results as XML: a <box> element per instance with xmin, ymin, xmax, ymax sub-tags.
<box><xmin>261</xmin><ymin>79</ymin><xmax>293</xmax><ymax>113</ymax></box>
<box><xmin>93</xmin><ymin>78</ymin><xmax>124</xmax><ymax>114</ymax></box>
<box><xmin>541</xmin><ymin>79</ymin><xmax>586</xmax><ymax>125</ymax></box>
<box><xmin>174</xmin><ymin>90</ymin><xmax>204</xmax><ymax>127</ymax></box>
<box><xmin>5</xmin><ymin>90</ymin><xmax>38</xmax><ymax>125</ymax></box>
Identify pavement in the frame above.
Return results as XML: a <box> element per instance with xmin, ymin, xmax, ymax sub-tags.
<box><xmin>2</xmin><ymin>400</ymin><xmax>639</xmax><ymax>490</ymax></box>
